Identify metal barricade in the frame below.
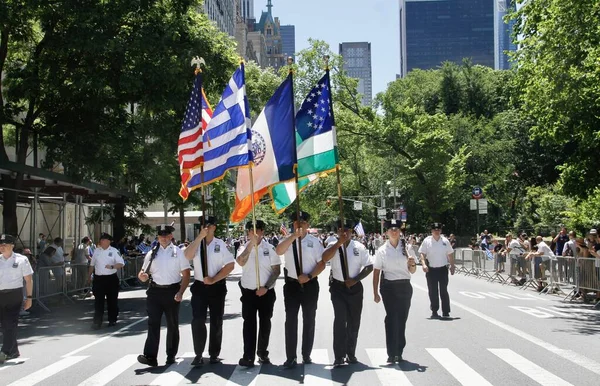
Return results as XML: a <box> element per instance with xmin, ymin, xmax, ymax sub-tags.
<box><xmin>476</xmin><ymin>250</ymin><xmax>494</xmax><ymax>280</ymax></box>
<box><xmin>488</xmin><ymin>252</ymin><xmax>506</xmax><ymax>283</ymax></box>
<box><xmin>65</xmin><ymin>263</ymin><xmax>92</xmax><ymax>296</ymax></box>
<box><xmin>34</xmin><ymin>265</ymin><xmax>73</xmax><ymax>311</ymax></box>
<box><xmin>552</xmin><ymin>256</ymin><xmax>578</xmax><ymax>300</ymax></box>
<box><xmin>460</xmin><ymin>249</ymin><xmax>474</xmax><ymax>276</ymax></box>
<box><xmin>577</xmin><ymin>257</ymin><xmax>600</xmax><ymax>302</ymax></box>
<box><xmin>455</xmin><ymin>249</ymin><xmax>468</xmax><ymax>274</ymax></box>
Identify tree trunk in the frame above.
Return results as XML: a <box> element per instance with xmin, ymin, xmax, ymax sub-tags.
<box><xmin>113</xmin><ymin>200</ymin><xmax>125</xmax><ymax>243</ymax></box>
<box><xmin>179</xmin><ymin>205</ymin><xmax>186</xmax><ymax>242</ymax></box>
<box><xmin>1</xmin><ymin>174</ymin><xmax>18</xmax><ymax>236</ymax></box>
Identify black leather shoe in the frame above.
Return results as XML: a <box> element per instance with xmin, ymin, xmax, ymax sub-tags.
<box><xmin>258</xmin><ymin>355</ymin><xmax>271</xmax><ymax>364</ymax></box>
<box><xmin>191</xmin><ymin>357</ymin><xmax>203</xmax><ymax>366</ymax></box>
<box><xmin>209</xmin><ymin>356</ymin><xmax>221</xmax><ymax>364</ymax></box>
<box><xmin>238</xmin><ymin>357</ymin><xmax>255</xmax><ymax>367</ymax></box>
<box><xmin>6</xmin><ymin>352</ymin><xmax>20</xmax><ymax>360</ymax></box>
<box><xmin>395</xmin><ymin>355</ymin><xmax>403</xmax><ymax>363</ymax></box>
<box><xmin>108</xmin><ymin>321</ymin><xmax>117</xmax><ymax>327</ymax></box>
<box><xmin>137</xmin><ymin>355</ymin><xmax>158</xmax><ymax>367</ymax></box>
<box><xmin>431</xmin><ymin>312</ymin><xmax>440</xmax><ymax>319</ymax></box>
<box><xmin>91</xmin><ymin>323</ymin><xmax>101</xmax><ymax>330</ymax></box>
<box><xmin>333</xmin><ymin>358</ymin><xmax>345</xmax><ymax>368</ymax></box>
<box><xmin>442</xmin><ymin>313</ymin><xmax>450</xmax><ymax>318</ymax></box>
<box><xmin>346</xmin><ymin>356</ymin><xmax>358</xmax><ymax>364</ymax></box>
<box><xmin>283</xmin><ymin>358</ymin><xmax>297</xmax><ymax>369</ymax></box>
<box><xmin>302</xmin><ymin>356</ymin><xmax>312</xmax><ymax>364</ymax></box>
<box><xmin>166</xmin><ymin>356</ymin><xmax>176</xmax><ymax>365</ymax></box>
<box><xmin>386</xmin><ymin>356</ymin><xmax>395</xmax><ymax>364</ymax></box>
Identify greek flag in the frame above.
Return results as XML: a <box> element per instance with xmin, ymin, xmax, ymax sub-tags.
<box><xmin>354</xmin><ymin>221</ymin><xmax>365</xmax><ymax>237</ymax></box>
<box><xmin>187</xmin><ymin>64</ymin><xmax>252</xmax><ymax>188</ymax></box>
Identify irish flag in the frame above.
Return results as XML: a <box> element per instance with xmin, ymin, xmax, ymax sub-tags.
<box><xmin>230</xmin><ymin>74</ymin><xmax>296</xmax><ymax>223</ymax></box>
<box><xmin>270</xmin><ymin>72</ymin><xmax>339</xmax><ymax>213</ymax></box>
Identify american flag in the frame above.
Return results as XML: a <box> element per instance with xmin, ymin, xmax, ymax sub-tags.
<box><xmin>280</xmin><ymin>223</ymin><xmax>289</xmax><ymax>236</ymax></box>
<box><xmin>178</xmin><ymin>73</ymin><xmax>213</xmax><ymax>200</ymax></box>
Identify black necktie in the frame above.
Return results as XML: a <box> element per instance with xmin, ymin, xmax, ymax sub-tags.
<box><xmin>338</xmin><ymin>245</ymin><xmax>349</xmax><ymax>280</ymax></box>
<box><xmin>291</xmin><ymin>240</ymin><xmax>302</xmax><ymax>277</ymax></box>
<box><xmin>200</xmin><ymin>240</ymin><xmax>208</xmax><ymax>278</ymax></box>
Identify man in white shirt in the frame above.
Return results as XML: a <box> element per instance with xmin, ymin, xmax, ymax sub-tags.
<box><xmin>236</xmin><ymin>220</ymin><xmax>281</xmax><ymax>367</ymax></box>
<box><xmin>49</xmin><ymin>237</ymin><xmax>65</xmax><ymax>289</ymax></box>
<box><xmin>184</xmin><ymin>216</ymin><xmax>235</xmax><ymax>366</ymax></box>
<box><xmin>88</xmin><ymin>233</ymin><xmax>124</xmax><ymax>329</ymax></box>
<box><xmin>324</xmin><ymin>232</ymin><xmax>338</xmax><ymax>248</ymax></box>
<box><xmin>275</xmin><ymin>211</ymin><xmax>325</xmax><ymax>369</ymax></box>
<box><xmin>418</xmin><ymin>223</ymin><xmax>455</xmax><ymax>319</ymax></box>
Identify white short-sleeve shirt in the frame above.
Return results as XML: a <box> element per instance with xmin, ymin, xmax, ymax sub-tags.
<box><xmin>192</xmin><ymin>237</ymin><xmax>234</xmax><ymax>281</ymax></box>
<box><xmin>91</xmin><ymin>246</ymin><xmax>125</xmax><ymax>276</ymax></box>
<box><xmin>238</xmin><ymin>239</ymin><xmax>281</xmax><ymax>289</ymax></box>
<box><xmin>0</xmin><ymin>252</ymin><xmax>34</xmax><ymax>290</ymax></box>
<box><xmin>328</xmin><ymin>240</ymin><xmax>372</xmax><ymax>281</ymax></box>
<box><xmin>536</xmin><ymin>241</ymin><xmax>555</xmax><ymax>258</ymax></box>
<box><xmin>374</xmin><ymin>240</ymin><xmax>411</xmax><ymax>280</ymax></box>
<box><xmin>282</xmin><ymin>234</ymin><xmax>324</xmax><ymax>279</ymax></box>
<box><xmin>418</xmin><ymin>235</ymin><xmax>454</xmax><ymax>268</ymax></box>
<box><xmin>508</xmin><ymin>239</ymin><xmax>526</xmax><ymax>256</ymax></box>
<box><xmin>142</xmin><ymin>243</ymin><xmax>191</xmax><ymax>285</ymax></box>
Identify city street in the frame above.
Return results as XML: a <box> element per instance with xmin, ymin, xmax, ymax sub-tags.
<box><xmin>1</xmin><ymin>265</ymin><xmax>599</xmax><ymax>386</ymax></box>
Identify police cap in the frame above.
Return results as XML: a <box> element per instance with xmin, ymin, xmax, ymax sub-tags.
<box><xmin>290</xmin><ymin>211</ymin><xmax>310</xmax><ymax>222</ymax></box>
<box><xmin>384</xmin><ymin>219</ymin><xmax>403</xmax><ymax>229</ymax></box>
<box><xmin>199</xmin><ymin>216</ymin><xmax>218</xmax><ymax>226</ymax></box>
<box><xmin>430</xmin><ymin>222</ymin><xmax>443</xmax><ymax>230</ymax></box>
<box><xmin>0</xmin><ymin>234</ymin><xmax>16</xmax><ymax>245</ymax></box>
<box><xmin>99</xmin><ymin>233</ymin><xmax>113</xmax><ymax>241</ymax></box>
<box><xmin>336</xmin><ymin>219</ymin><xmax>355</xmax><ymax>230</ymax></box>
<box><xmin>246</xmin><ymin>220</ymin><xmax>266</xmax><ymax>231</ymax></box>
<box><xmin>156</xmin><ymin>225</ymin><xmax>175</xmax><ymax>236</ymax></box>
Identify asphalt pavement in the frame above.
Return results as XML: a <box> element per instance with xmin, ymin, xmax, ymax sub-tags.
<box><xmin>1</xmin><ymin>263</ymin><xmax>599</xmax><ymax>386</ymax></box>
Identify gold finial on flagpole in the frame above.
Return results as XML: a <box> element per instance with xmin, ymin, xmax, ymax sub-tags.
<box><xmin>287</xmin><ymin>56</ymin><xmax>294</xmax><ymax>74</ymax></box>
<box><xmin>324</xmin><ymin>55</ymin><xmax>330</xmax><ymax>71</ymax></box>
<box><xmin>191</xmin><ymin>56</ymin><xmax>206</xmax><ymax>75</ymax></box>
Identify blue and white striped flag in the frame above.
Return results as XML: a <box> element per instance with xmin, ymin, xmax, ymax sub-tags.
<box><xmin>354</xmin><ymin>221</ymin><xmax>365</xmax><ymax>237</ymax></box>
<box><xmin>187</xmin><ymin>64</ymin><xmax>252</xmax><ymax>188</ymax></box>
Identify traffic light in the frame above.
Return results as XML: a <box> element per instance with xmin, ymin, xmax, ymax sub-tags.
<box><xmin>326</xmin><ymin>198</ymin><xmax>331</xmax><ymax>206</ymax></box>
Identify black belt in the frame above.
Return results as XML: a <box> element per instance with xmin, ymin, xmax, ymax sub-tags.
<box><xmin>382</xmin><ymin>279</ymin><xmax>411</xmax><ymax>283</ymax></box>
<box><xmin>0</xmin><ymin>288</ymin><xmax>22</xmax><ymax>293</ymax></box>
<box><xmin>285</xmin><ymin>276</ymin><xmax>317</xmax><ymax>284</ymax></box>
<box><xmin>149</xmin><ymin>282</ymin><xmax>180</xmax><ymax>289</ymax></box>
<box><xmin>94</xmin><ymin>273</ymin><xmax>118</xmax><ymax>277</ymax></box>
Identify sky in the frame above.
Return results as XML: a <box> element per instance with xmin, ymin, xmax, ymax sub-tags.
<box><xmin>254</xmin><ymin>0</ymin><xmax>400</xmax><ymax>96</ymax></box>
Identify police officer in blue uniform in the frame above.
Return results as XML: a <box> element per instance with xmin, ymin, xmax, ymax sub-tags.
<box><xmin>184</xmin><ymin>216</ymin><xmax>235</xmax><ymax>366</ymax></box>
<box><xmin>372</xmin><ymin>219</ymin><xmax>416</xmax><ymax>363</ymax></box>
<box><xmin>88</xmin><ymin>233</ymin><xmax>124</xmax><ymax>330</ymax></box>
<box><xmin>0</xmin><ymin>234</ymin><xmax>34</xmax><ymax>364</ymax></box>
<box><xmin>322</xmin><ymin>219</ymin><xmax>373</xmax><ymax>367</ymax></box>
<box><xmin>137</xmin><ymin>225</ymin><xmax>191</xmax><ymax>367</ymax></box>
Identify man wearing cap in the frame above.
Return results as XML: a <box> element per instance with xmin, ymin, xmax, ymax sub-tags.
<box><xmin>137</xmin><ymin>225</ymin><xmax>191</xmax><ymax>367</ymax></box>
<box><xmin>0</xmin><ymin>234</ymin><xmax>34</xmax><ymax>364</ymax></box>
<box><xmin>322</xmin><ymin>219</ymin><xmax>373</xmax><ymax>367</ymax></box>
<box><xmin>373</xmin><ymin>219</ymin><xmax>416</xmax><ymax>363</ymax></box>
<box><xmin>275</xmin><ymin>211</ymin><xmax>325</xmax><ymax>369</ymax></box>
<box><xmin>236</xmin><ymin>220</ymin><xmax>281</xmax><ymax>367</ymax></box>
<box><xmin>87</xmin><ymin>233</ymin><xmax>124</xmax><ymax>330</ymax></box>
<box><xmin>418</xmin><ymin>223</ymin><xmax>455</xmax><ymax>319</ymax></box>
<box><xmin>184</xmin><ymin>216</ymin><xmax>235</xmax><ymax>366</ymax></box>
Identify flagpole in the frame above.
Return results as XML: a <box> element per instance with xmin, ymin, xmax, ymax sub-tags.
<box><xmin>249</xmin><ymin>163</ymin><xmax>261</xmax><ymax>289</ymax></box>
<box><xmin>326</xmin><ymin>55</ymin><xmax>349</xmax><ymax>280</ymax></box>
<box><xmin>288</xmin><ymin>57</ymin><xmax>305</xmax><ymax>280</ymax></box>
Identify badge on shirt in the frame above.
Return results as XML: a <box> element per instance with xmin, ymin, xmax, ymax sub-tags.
<box><xmin>307</xmin><ymin>240</ymin><xmax>313</xmax><ymax>248</ymax></box>
<box><xmin>353</xmin><ymin>248</ymin><xmax>359</xmax><ymax>256</ymax></box>
<box><xmin>442</xmin><ymin>243</ymin><xmax>447</xmax><ymax>246</ymax></box>
<box><xmin>263</xmin><ymin>249</ymin><xmax>270</xmax><ymax>256</ymax></box>
<box><xmin>108</xmin><ymin>252</ymin><xmax>113</xmax><ymax>257</ymax></box>
<box><xmin>214</xmin><ymin>244</ymin><xmax>221</xmax><ymax>253</ymax></box>
<box><xmin>12</xmin><ymin>262</ymin><xmax>19</xmax><ymax>268</ymax></box>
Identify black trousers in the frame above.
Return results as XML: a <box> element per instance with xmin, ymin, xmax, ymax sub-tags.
<box><xmin>239</xmin><ymin>283</ymin><xmax>276</xmax><ymax>360</ymax></box>
<box><xmin>380</xmin><ymin>280</ymin><xmax>412</xmax><ymax>358</ymax></box>
<box><xmin>0</xmin><ymin>289</ymin><xmax>22</xmax><ymax>355</ymax></box>
<box><xmin>143</xmin><ymin>286</ymin><xmax>181</xmax><ymax>359</ymax></box>
<box><xmin>426</xmin><ymin>266</ymin><xmax>450</xmax><ymax>314</ymax></box>
<box><xmin>330</xmin><ymin>281</ymin><xmax>363</xmax><ymax>360</ymax></box>
<box><xmin>190</xmin><ymin>280</ymin><xmax>227</xmax><ymax>358</ymax></box>
<box><xmin>284</xmin><ymin>279</ymin><xmax>319</xmax><ymax>360</ymax></box>
<box><xmin>92</xmin><ymin>273</ymin><xmax>120</xmax><ymax>325</ymax></box>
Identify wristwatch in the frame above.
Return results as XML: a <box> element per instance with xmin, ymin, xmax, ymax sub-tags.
<box><xmin>307</xmin><ymin>273</ymin><xmax>313</xmax><ymax>280</ymax></box>
<box><xmin>26</xmin><ymin>295</ymin><xmax>32</xmax><ymax>299</ymax></box>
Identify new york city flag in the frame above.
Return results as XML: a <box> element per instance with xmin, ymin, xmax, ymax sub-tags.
<box><xmin>270</xmin><ymin>72</ymin><xmax>339</xmax><ymax>213</ymax></box>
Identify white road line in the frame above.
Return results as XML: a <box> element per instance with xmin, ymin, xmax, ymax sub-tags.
<box><xmin>536</xmin><ymin>307</ymin><xmax>571</xmax><ymax>317</ymax></box>
<box><xmin>365</xmin><ymin>348</ymin><xmax>413</xmax><ymax>386</ymax></box>
<box><xmin>7</xmin><ymin>355</ymin><xmax>88</xmax><ymax>386</ymax></box>
<box><xmin>489</xmin><ymin>349</ymin><xmax>574</xmax><ymax>386</ymax></box>
<box><xmin>77</xmin><ymin>354</ymin><xmax>138</xmax><ymax>386</ymax></box>
<box><xmin>412</xmin><ymin>283</ymin><xmax>600</xmax><ymax>377</ymax></box>
<box><xmin>225</xmin><ymin>362</ymin><xmax>262</xmax><ymax>386</ymax></box>
<box><xmin>0</xmin><ymin>358</ymin><xmax>29</xmax><ymax>371</ymax></box>
<box><xmin>426</xmin><ymin>348</ymin><xmax>493</xmax><ymax>386</ymax></box>
<box><xmin>149</xmin><ymin>353</ymin><xmax>195</xmax><ymax>386</ymax></box>
<box><xmin>304</xmin><ymin>348</ymin><xmax>333</xmax><ymax>386</ymax></box>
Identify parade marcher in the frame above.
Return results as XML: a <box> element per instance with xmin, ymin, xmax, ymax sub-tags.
<box><xmin>184</xmin><ymin>216</ymin><xmax>235</xmax><ymax>366</ymax></box>
<box><xmin>372</xmin><ymin>220</ymin><xmax>416</xmax><ymax>363</ymax></box>
<box><xmin>88</xmin><ymin>233</ymin><xmax>124</xmax><ymax>329</ymax></box>
<box><xmin>236</xmin><ymin>220</ymin><xmax>281</xmax><ymax>367</ymax></box>
<box><xmin>418</xmin><ymin>223</ymin><xmax>455</xmax><ymax>319</ymax></box>
<box><xmin>137</xmin><ymin>225</ymin><xmax>191</xmax><ymax>367</ymax></box>
<box><xmin>0</xmin><ymin>234</ymin><xmax>33</xmax><ymax>364</ymax></box>
<box><xmin>321</xmin><ymin>219</ymin><xmax>372</xmax><ymax>367</ymax></box>
<box><xmin>275</xmin><ymin>211</ymin><xmax>325</xmax><ymax>369</ymax></box>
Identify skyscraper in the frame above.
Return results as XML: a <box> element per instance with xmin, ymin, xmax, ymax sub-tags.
<box><xmin>204</xmin><ymin>0</ymin><xmax>236</xmax><ymax>36</ymax></box>
<box><xmin>398</xmin><ymin>0</ymin><xmax>495</xmax><ymax>77</ymax></box>
<box><xmin>494</xmin><ymin>0</ymin><xmax>517</xmax><ymax>70</ymax></box>
<box><xmin>339</xmin><ymin>42</ymin><xmax>372</xmax><ymax>106</ymax></box>
<box><xmin>280</xmin><ymin>25</ymin><xmax>296</xmax><ymax>60</ymax></box>
<box><xmin>240</xmin><ymin>0</ymin><xmax>254</xmax><ymax>20</ymax></box>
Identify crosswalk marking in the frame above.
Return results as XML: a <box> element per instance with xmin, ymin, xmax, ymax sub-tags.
<box><xmin>304</xmin><ymin>348</ymin><xmax>333</xmax><ymax>386</ymax></box>
<box><xmin>77</xmin><ymin>354</ymin><xmax>138</xmax><ymax>386</ymax></box>
<box><xmin>365</xmin><ymin>348</ymin><xmax>413</xmax><ymax>386</ymax></box>
<box><xmin>225</xmin><ymin>361</ymin><xmax>262</xmax><ymax>386</ymax></box>
<box><xmin>426</xmin><ymin>348</ymin><xmax>493</xmax><ymax>386</ymax></box>
<box><xmin>150</xmin><ymin>352</ymin><xmax>195</xmax><ymax>386</ymax></box>
<box><xmin>489</xmin><ymin>349</ymin><xmax>574</xmax><ymax>386</ymax></box>
<box><xmin>0</xmin><ymin>358</ymin><xmax>29</xmax><ymax>372</ymax></box>
<box><xmin>7</xmin><ymin>355</ymin><xmax>88</xmax><ymax>386</ymax></box>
